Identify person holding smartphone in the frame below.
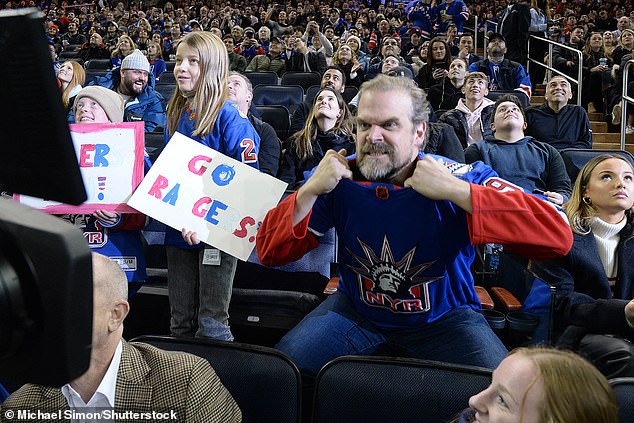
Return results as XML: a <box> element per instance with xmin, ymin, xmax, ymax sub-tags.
<box><xmin>416</xmin><ymin>37</ymin><xmax>451</xmax><ymax>90</ymax></box>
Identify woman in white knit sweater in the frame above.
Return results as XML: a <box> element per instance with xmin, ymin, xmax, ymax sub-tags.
<box><xmin>532</xmin><ymin>154</ymin><xmax>634</xmax><ymax>378</ymax></box>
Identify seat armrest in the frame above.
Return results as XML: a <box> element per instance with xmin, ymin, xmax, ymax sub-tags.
<box><xmin>491</xmin><ymin>287</ymin><xmax>522</xmax><ymax>311</ymax></box>
<box><xmin>324</xmin><ymin>277</ymin><xmax>339</xmax><ymax>295</ymax></box>
<box><xmin>475</xmin><ymin>286</ymin><xmax>494</xmax><ymax>310</ymax></box>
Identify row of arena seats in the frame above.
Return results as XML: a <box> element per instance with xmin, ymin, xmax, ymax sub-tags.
<box><xmin>142</xmin><ymin>86</ymin><xmax>359</xmax><ymax>143</ymax></box>
<box><xmin>149</xmin><ymin>87</ymin><xmax>527</xmax><ymax>146</ymax></box>
<box><xmin>132</xmin><ymin>335</ymin><xmax>634</xmax><ymax>423</ymax></box>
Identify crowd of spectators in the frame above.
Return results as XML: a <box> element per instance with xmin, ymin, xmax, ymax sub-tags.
<box><xmin>25</xmin><ymin>0</ymin><xmax>633</xmax><ymax>129</ymax></box>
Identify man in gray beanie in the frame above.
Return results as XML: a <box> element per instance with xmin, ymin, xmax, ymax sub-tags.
<box><xmin>86</xmin><ymin>49</ymin><xmax>166</xmax><ymax>132</ymax></box>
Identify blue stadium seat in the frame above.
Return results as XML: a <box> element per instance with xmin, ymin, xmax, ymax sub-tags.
<box><xmin>281</xmin><ymin>71</ymin><xmax>322</xmax><ymax>92</ymax></box>
<box><xmin>486</xmin><ymin>90</ymin><xmax>530</xmax><ymax>109</ymax></box>
<box><xmin>306</xmin><ymin>85</ymin><xmax>359</xmax><ymax>105</ymax></box>
<box><xmin>156</xmin><ymin>72</ymin><xmax>176</xmax><ymax>85</ymax></box>
<box><xmin>84</xmin><ymin>69</ymin><xmax>108</xmax><ymax>85</ymax></box>
<box><xmin>610</xmin><ymin>377</ymin><xmax>634</xmax><ymax>423</ymax></box>
<box><xmin>255</xmin><ymin>105</ymin><xmax>290</xmax><ymax>141</ymax></box>
<box><xmin>153</xmin><ymin>84</ymin><xmax>176</xmax><ymax>108</ymax></box>
<box><xmin>59</xmin><ymin>50</ymin><xmax>79</xmax><ymax>60</ymax></box>
<box><xmin>244</xmin><ymin>71</ymin><xmax>279</xmax><ymax>88</ymax></box>
<box><xmin>559</xmin><ymin>148</ymin><xmax>634</xmax><ymax>184</ymax></box>
<box><xmin>84</xmin><ymin>58</ymin><xmax>112</xmax><ymax>70</ymax></box>
<box><xmin>253</xmin><ymin>85</ymin><xmax>304</xmax><ymax>110</ymax></box>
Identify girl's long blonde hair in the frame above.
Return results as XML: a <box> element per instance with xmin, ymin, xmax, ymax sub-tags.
<box><xmin>166</xmin><ymin>32</ymin><xmax>229</xmax><ymax>138</ymax></box>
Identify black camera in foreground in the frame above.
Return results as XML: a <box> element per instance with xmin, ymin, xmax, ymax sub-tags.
<box><xmin>0</xmin><ymin>8</ymin><xmax>92</xmax><ymax>387</ymax></box>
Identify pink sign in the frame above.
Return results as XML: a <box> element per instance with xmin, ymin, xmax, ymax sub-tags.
<box><xmin>16</xmin><ymin>122</ymin><xmax>145</xmax><ymax>214</ymax></box>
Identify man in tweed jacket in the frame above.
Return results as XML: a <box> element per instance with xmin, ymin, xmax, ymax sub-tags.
<box><xmin>1</xmin><ymin>253</ymin><xmax>241</xmax><ymax>423</ymax></box>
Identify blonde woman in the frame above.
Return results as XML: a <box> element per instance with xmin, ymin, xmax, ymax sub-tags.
<box><xmin>533</xmin><ymin>154</ymin><xmax>634</xmax><ymax>378</ymax></box>
<box><xmin>332</xmin><ymin>44</ymin><xmax>364</xmax><ymax>87</ymax></box>
<box><xmin>110</xmin><ymin>34</ymin><xmax>136</xmax><ymax>68</ymax></box>
<box><xmin>603</xmin><ymin>30</ymin><xmax>617</xmax><ymax>59</ymax></box>
<box><xmin>164</xmin><ymin>31</ymin><xmax>261</xmax><ymax>341</ymax></box>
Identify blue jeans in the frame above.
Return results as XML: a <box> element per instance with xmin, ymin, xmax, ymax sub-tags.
<box><xmin>276</xmin><ymin>293</ymin><xmax>507</xmax><ymax>375</ymax></box>
<box><xmin>166</xmin><ymin>246</ymin><xmax>236</xmax><ymax>341</ymax></box>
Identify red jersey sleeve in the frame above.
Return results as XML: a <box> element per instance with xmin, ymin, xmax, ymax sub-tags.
<box><xmin>117</xmin><ymin>214</ymin><xmax>147</xmax><ymax>230</ymax></box>
<box><xmin>256</xmin><ymin>192</ymin><xmax>321</xmax><ymax>266</ymax></box>
<box><xmin>467</xmin><ymin>183</ymin><xmax>573</xmax><ymax>260</ymax></box>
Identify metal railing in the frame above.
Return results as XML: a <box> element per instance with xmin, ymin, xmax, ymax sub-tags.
<box><xmin>527</xmin><ymin>35</ymin><xmax>583</xmax><ymax>105</ymax></box>
<box><xmin>462</xmin><ymin>19</ymin><xmax>584</xmax><ymax>104</ymax></box>
<box><xmin>620</xmin><ymin>59</ymin><xmax>634</xmax><ymax>149</ymax></box>
<box><xmin>462</xmin><ymin>17</ymin><xmax>495</xmax><ymax>60</ymax></box>
<box><xmin>483</xmin><ymin>20</ymin><xmax>499</xmax><ymax>57</ymax></box>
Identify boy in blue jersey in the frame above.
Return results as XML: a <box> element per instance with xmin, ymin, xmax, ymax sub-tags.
<box><xmin>257</xmin><ymin>75</ymin><xmax>573</xmax><ymax>375</ymax></box>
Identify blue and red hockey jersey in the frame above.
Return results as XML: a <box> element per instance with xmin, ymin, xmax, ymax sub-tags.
<box><xmin>257</xmin><ymin>153</ymin><xmax>573</xmax><ymax>330</ymax></box>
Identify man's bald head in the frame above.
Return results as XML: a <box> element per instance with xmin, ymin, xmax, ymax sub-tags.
<box><xmin>92</xmin><ymin>253</ymin><xmax>128</xmax><ymax>306</ymax></box>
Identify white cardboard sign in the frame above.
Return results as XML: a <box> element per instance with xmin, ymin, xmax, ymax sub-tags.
<box><xmin>128</xmin><ymin>132</ymin><xmax>287</xmax><ymax>261</ymax></box>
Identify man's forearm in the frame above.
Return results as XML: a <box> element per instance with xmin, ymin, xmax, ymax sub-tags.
<box><xmin>447</xmin><ymin>180</ymin><xmax>473</xmax><ymax>214</ymax></box>
<box><xmin>292</xmin><ymin>183</ymin><xmax>319</xmax><ymax>226</ymax></box>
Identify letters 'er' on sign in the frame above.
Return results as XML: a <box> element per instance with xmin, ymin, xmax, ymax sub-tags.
<box><xmin>128</xmin><ymin>132</ymin><xmax>287</xmax><ymax>261</ymax></box>
<box><xmin>15</xmin><ymin>122</ymin><xmax>145</xmax><ymax>214</ymax></box>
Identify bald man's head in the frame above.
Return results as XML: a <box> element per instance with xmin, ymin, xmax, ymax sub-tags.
<box><xmin>92</xmin><ymin>253</ymin><xmax>128</xmax><ymax>308</ymax></box>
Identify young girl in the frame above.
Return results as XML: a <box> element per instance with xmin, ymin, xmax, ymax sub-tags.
<box><xmin>164</xmin><ymin>31</ymin><xmax>260</xmax><ymax>341</ymax></box>
<box><xmin>147</xmin><ymin>41</ymin><xmax>166</xmax><ymax>81</ymax></box>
